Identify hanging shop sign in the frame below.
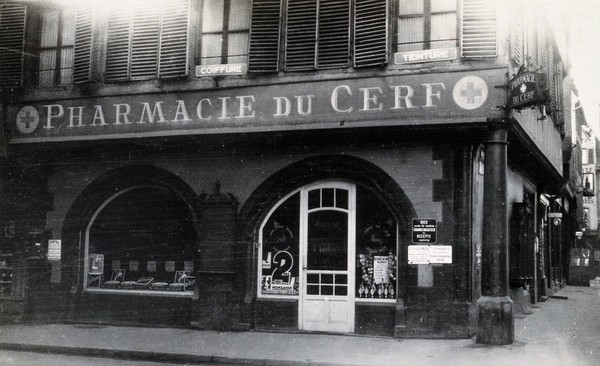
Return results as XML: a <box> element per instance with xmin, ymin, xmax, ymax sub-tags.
<box><xmin>412</xmin><ymin>218</ymin><xmax>437</xmax><ymax>244</ymax></box>
<box><xmin>394</xmin><ymin>47</ymin><xmax>457</xmax><ymax>65</ymax></box>
<box><xmin>508</xmin><ymin>71</ymin><xmax>546</xmax><ymax>109</ymax></box>
<box><xmin>8</xmin><ymin>68</ymin><xmax>506</xmax><ymax>143</ymax></box>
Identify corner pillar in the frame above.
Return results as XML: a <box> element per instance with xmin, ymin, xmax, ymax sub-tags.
<box><xmin>476</xmin><ymin>120</ymin><xmax>514</xmax><ymax>345</ymax></box>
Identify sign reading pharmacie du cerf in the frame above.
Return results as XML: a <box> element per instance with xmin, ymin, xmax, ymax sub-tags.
<box><xmin>9</xmin><ymin>68</ymin><xmax>506</xmax><ymax>143</ymax></box>
<box><xmin>508</xmin><ymin>70</ymin><xmax>546</xmax><ymax>109</ymax></box>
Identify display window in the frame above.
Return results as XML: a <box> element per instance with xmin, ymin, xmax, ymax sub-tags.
<box><xmin>355</xmin><ymin>186</ymin><xmax>397</xmax><ymax>301</ymax></box>
<box><xmin>85</xmin><ymin>187</ymin><xmax>197</xmax><ymax>295</ymax></box>
<box><xmin>259</xmin><ymin>192</ymin><xmax>300</xmax><ymax>296</ymax></box>
<box><xmin>570</xmin><ymin>248</ymin><xmax>590</xmax><ymax>267</ymax></box>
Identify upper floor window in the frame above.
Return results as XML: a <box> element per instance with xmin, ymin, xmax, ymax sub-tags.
<box><xmin>105</xmin><ymin>0</ymin><xmax>189</xmax><ymax>82</ymax></box>
<box><xmin>39</xmin><ymin>8</ymin><xmax>76</xmax><ymax>86</ymax></box>
<box><xmin>200</xmin><ymin>0</ymin><xmax>250</xmax><ymax>65</ymax></box>
<box><xmin>248</xmin><ymin>0</ymin><xmax>388</xmax><ymax>73</ymax></box>
<box><xmin>396</xmin><ymin>0</ymin><xmax>457</xmax><ymax>52</ymax></box>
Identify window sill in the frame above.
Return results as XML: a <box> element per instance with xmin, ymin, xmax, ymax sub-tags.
<box><xmin>85</xmin><ymin>288</ymin><xmax>193</xmax><ymax>298</ymax></box>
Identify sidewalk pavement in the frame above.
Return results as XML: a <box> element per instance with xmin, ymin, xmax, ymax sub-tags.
<box><xmin>0</xmin><ymin>286</ymin><xmax>599</xmax><ymax>366</ymax></box>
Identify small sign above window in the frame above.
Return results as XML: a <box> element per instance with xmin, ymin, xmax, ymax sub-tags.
<box><xmin>394</xmin><ymin>48</ymin><xmax>458</xmax><ymax>65</ymax></box>
<box><xmin>196</xmin><ymin>64</ymin><xmax>247</xmax><ymax>77</ymax></box>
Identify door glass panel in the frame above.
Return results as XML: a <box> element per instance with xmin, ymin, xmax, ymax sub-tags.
<box><xmin>322</xmin><ymin>188</ymin><xmax>334</xmax><ymax>207</ymax></box>
<box><xmin>308</xmin><ymin>189</ymin><xmax>320</xmax><ymax>210</ymax></box>
<box><xmin>307</xmin><ymin>210</ymin><xmax>348</xmax><ymax>271</ymax></box>
<box><xmin>336</xmin><ymin>189</ymin><xmax>348</xmax><ymax>209</ymax></box>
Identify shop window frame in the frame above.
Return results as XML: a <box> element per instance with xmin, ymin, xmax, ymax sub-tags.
<box><xmin>83</xmin><ymin>186</ymin><xmax>196</xmax><ymax>298</ymax></box>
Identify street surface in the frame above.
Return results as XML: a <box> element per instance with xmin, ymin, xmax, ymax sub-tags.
<box><xmin>0</xmin><ymin>286</ymin><xmax>598</xmax><ymax>366</ymax></box>
<box><xmin>0</xmin><ymin>350</ymin><xmax>233</xmax><ymax>366</ymax></box>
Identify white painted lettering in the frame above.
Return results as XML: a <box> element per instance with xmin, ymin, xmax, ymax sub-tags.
<box><xmin>218</xmin><ymin>97</ymin><xmax>231</xmax><ymax>120</ymax></box>
<box><xmin>273</xmin><ymin>97</ymin><xmax>291</xmax><ymax>117</ymax></box>
<box><xmin>139</xmin><ymin>102</ymin><xmax>167</xmax><ymax>123</ymax></box>
<box><xmin>359</xmin><ymin>87</ymin><xmax>384</xmax><ymax>112</ymax></box>
<box><xmin>67</xmin><ymin>106</ymin><xmax>85</xmax><ymax>127</ymax></box>
<box><xmin>172</xmin><ymin>100</ymin><xmax>192</xmax><ymax>122</ymax></box>
<box><xmin>91</xmin><ymin>105</ymin><xmax>107</xmax><ymax>126</ymax></box>
<box><xmin>331</xmin><ymin>85</ymin><xmax>353</xmax><ymax>113</ymax></box>
<box><xmin>113</xmin><ymin>104</ymin><xmax>132</xmax><ymax>125</ymax></box>
<box><xmin>422</xmin><ymin>83</ymin><xmax>446</xmax><ymax>108</ymax></box>
<box><xmin>44</xmin><ymin>104</ymin><xmax>64</xmax><ymax>129</ymax></box>
<box><xmin>237</xmin><ymin>95</ymin><xmax>256</xmax><ymax>118</ymax></box>
<box><xmin>196</xmin><ymin>98</ymin><xmax>212</xmax><ymax>121</ymax></box>
<box><xmin>295</xmin><ymin>95</ymin><xmax>314</xmax><ymax>116</ymax></box>
<box><xmin>390</xmin><ymin>85</ymin><xmax>417</xmax><ymax>110</ymax></box>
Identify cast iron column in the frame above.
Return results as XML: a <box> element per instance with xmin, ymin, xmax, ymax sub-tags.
<box><xmin>476</xmin><ymin>119</ymin><xmax>514</xmax><ymax>345</ymax></box>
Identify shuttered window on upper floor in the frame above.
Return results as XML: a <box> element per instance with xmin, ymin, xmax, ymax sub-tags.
<box><xmin>0</xmin><ymin>3</ymin><xmax>26</xmax><ymax>88</ymax></box>
<box><xmin>105</xmin><ymin>0</ymin><xmax>189</xmax><ymax>82</ymax></box>
<box><xmin>249</xmin><ymin>0</ymin><xmax>388</xmax><ymax>73</ymax></box>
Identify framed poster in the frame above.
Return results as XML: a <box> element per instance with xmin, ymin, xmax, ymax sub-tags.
<box><xmin>184</xmin><ymin>261</ymin><xmax>194</xmax><ymax>272</ymax></box>
<box><xmin>165</xmin><ymin>261</ymin><xmax>175</xmax><ymax>272</ymax></box>
<box><xmin>129</xmin><ymin>260</ymin><xmax>139</xmax><ymax>272</ymax></box>
<box><xmin>89</xmin><ymin>254</ymin><xmax>104</xmax><ymax>275</ymax></box>
<box><xmin>147</xmin><ymin>261</ymin><xmax>157</xmax><ymax>272</ymax></box>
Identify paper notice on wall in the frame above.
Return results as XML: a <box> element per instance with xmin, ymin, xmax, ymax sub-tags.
<box><xmin>408</xmin><ymin>245</ymin><xmax>430</xmax><ymax>264</ymax></box>
<box><xmin>373</xmin><ymin>256</ymin><xmax>390</xmax><ymax>284</ymax></box>
<box><xmin>429</xmin><ymin>245</ymin><xmax>452</xmax><ymax>264</ymax></box>
<box><xmin>47</xmin><ymin>239</ymin><xmax>61</xmax><ymax>260</ymax></box>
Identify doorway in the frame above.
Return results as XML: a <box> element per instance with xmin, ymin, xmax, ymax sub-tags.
<box><xmin>299</xmin><ymin>182</ymin><xmax>355</xmax><ymax>332</ymax></box>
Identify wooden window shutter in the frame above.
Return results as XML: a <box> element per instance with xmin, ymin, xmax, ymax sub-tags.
<box><xmin>509</xmin><ymin>1</ymin><xmax>523</xmax><ymax>66</ymax></box>
<box><xmin>130</xmin><ymin>3</ymin><xmax>160</xmax><ymax>80</ymax></box>
<box><xmin>248</xmin><ymin>0</ymin><xmax>282</xmax><ymax>72</ymax></box>
<box><xmin>317</xmin><ymin>0</ymin><xmax>350</xmax><ymax>69</ymax></box>
<box><xmin>285</xmin><ymin>0</ymin><xmax>317</xmax><ymax>70</ymax></box>
<box><xmin>73</xmin><ymin>6</ymin><xmax>93</xmax><ymax>83</ymax></box>
<box><xmin>105</xmin><ymin>10</ymin><xmax>132</xmax><ymax>82</ymax></box>
<box><xmin>536</xmin><ymin>22</ymin><xmax>547</xmax><ymax>69</ymax></box>
<box><xmin>461</xmin><ymin>0</ymin><xmax>497</xmax><ymax>58</ymax></box>
<box><xmin>159</xmin><ymin>0</ymin><xmax>189</xmax><ymax>78</ymax></box>
<box><xmin>0</xmin><ymin>3</ymin><xmax>26</xmax><ymax>88</ymax></box>
<box><xmin>354</xmin><ymin>0</ymin><xmax>388</xmax><ymax>68</ymax></box>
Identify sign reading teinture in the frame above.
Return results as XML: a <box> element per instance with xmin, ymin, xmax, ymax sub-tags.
<box><xmin>196</xmin><ymin>63</ymin><xmax>247</xmax><ymax>77</ymax></box>
<box><xmin>394</xmin><ymin>47</ymin><xmax>458</xmax><ymax>65</ymax></box>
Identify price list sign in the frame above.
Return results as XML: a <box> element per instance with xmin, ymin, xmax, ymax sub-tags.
<box><xmin>412</xmin><ymin>219</ymin><xmax>437</xmax><ymax>244</ymax></box>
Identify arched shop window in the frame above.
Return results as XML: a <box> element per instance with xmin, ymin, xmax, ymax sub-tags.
<box><xmin>258</xmin><ymin>184</ymin><xmax>397</xmax><ymax>301</ymax></box>
<box><xmin>85</xmin><ymin>187</ymin><xmax>197</xmax><ymax>294</ymax></box>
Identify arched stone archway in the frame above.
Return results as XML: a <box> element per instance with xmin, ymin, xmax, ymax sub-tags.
<box><xmin>60</xmin><ymin>165</ymin><xmax>201</xmax><ymax>323</ymax></box>
<box><xmin>237</xmin><ymin>154</ymin><xmax>416</xmax><ymax>330</ymax></box>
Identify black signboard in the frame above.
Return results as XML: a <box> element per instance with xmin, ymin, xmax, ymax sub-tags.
<box><xmin>412</xmin><ymin>219</ymin><xmax>437</xmax><ymax>244</ymax></box>
<box><xmin>508</xmin><ymin>71</ymin><xmax>545</xmax><ymax>109</ymax></box>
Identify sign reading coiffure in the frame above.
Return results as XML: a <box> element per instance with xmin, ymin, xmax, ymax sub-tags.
<box><xmin>508</xmin><ymin>71</ymin><xmax>545</xmax><ymax>109</ymax></box>
<box><xmin>9</xmin><ymin>69</ymin><xmax>505</xmax><ymax>143</ymax></box>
